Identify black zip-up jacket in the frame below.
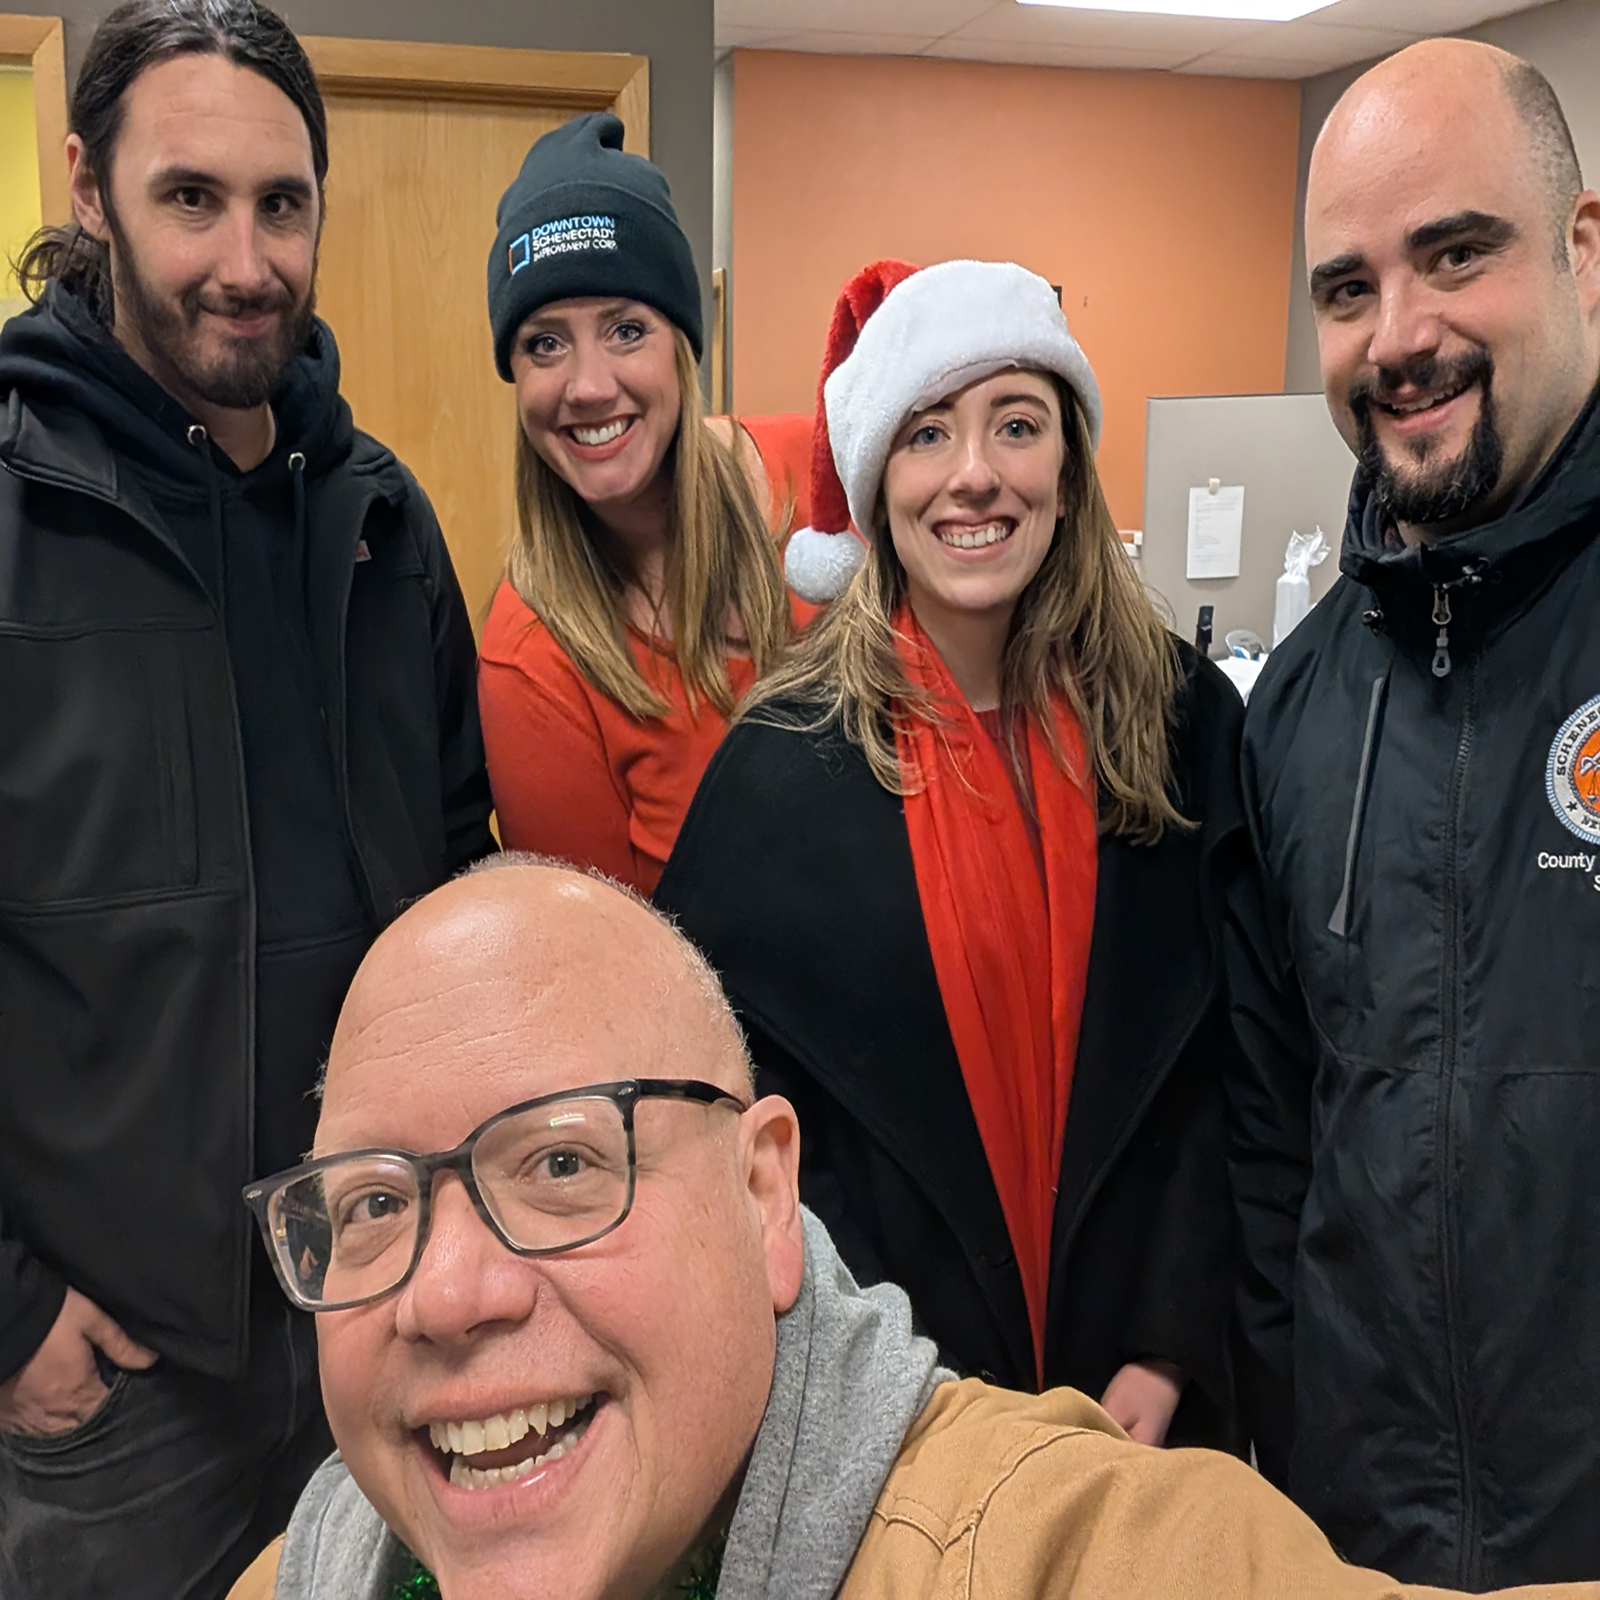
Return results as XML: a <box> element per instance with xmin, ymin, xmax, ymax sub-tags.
<box><xmin>1226</xmin><ymin>394</ymin><xmax>1600</xmax><ymax>1589</ymax></box>
<box><xmin>0</xmin><ymin>287</ymin><xmax>493</xmax><ymax>1382</ymax></box>
<box><xmin>658</xmin><ymin>647</ymin><xmax>1248</xmax><ymax>1449</ymax></box>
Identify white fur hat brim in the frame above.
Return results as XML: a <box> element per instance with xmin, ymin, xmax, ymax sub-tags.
<box><xmin>822</xmin><ymin>259</ymin><xmax>1103</xmax><ymax>540</ymax></box>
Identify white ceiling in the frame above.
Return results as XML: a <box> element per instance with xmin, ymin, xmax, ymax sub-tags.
<box><xmin>715</xmin><ymin>0</ymin><xmax>1551</xmax><ymax>79</ymax></box>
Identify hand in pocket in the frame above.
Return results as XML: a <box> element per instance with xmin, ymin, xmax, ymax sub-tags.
<box><xmin>0</xmin><ymin>1287</ymin><xmax>158</xmax><ymax>1437</ymax></box>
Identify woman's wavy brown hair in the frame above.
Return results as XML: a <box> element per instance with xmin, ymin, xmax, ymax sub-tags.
<box><xmin>742</xmin><ymin>379</ymin><xmax>1187</xmax><ymax>844</ymax></box>
<box><xmin>508</xmin><ymin>327</ymin><xmax>791</xmax><ymax>720</ymax></box>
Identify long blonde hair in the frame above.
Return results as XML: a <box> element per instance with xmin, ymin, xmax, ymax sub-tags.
<box><xmin>507</xmin><ymin>327</ymin><xmax>791</xmax><ymax>720</ymax></box>
<box><xmin>744</xmin><ymin>381</ymin><xmax>1186</xmax><ymax>844</ymax></box>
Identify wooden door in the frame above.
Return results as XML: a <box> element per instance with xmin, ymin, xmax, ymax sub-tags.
<box><xmin>304</xmin><ymin>39</ymin><xmax>649</xmax><ymax>632</ymax></box>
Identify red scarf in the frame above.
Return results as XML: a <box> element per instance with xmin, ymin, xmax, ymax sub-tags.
<box><xmin>893</xmin><ymin>603</ymin><xmax>1098</xmax><ymax>1385</ymax></box>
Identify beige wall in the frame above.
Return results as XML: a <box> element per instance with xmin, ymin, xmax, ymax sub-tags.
<box><xmin>1285</xmin><ymin>0</ymin><xmax>1600</xmax><ymax>393</ymax></box>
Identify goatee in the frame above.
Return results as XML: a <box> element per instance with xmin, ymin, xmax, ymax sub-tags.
<box><xmin>1352</xmin><ymin>348</ymin><xmax>1504</xmax><ymax>529</ymax></box>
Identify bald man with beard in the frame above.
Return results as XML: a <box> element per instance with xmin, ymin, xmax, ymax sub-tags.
<box><xmin>229</xmin><ymin>858</ymin><xmax>1600</xmax><ymax>1600</ymax></box>
<box><xmin>1226</xmin><ymin>38</ymin><xmax>1600</xmax><ymax>1591</ymax></box>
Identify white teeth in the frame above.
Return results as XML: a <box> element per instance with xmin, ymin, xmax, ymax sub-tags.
<box><xmin>428</xmin><ymin>1395</ymin><xmax>593</xmax><ymax>1457</ymax></box>
<box><xmin>572</xmin><ymin>419</ymin><xmax>628</xmax><ymax>445</ymax></box>
<box><xmin>445</xmin><ymin>1413</ymin><xmax>590</xmax><ymax>1490</ymax></box>
<box><xmin>939</xmin><ymin>522</ymin><xmax>1009</xmax><ymax>549</ymax></box>
<box><xmin>1389</xmin><ymin>386</ymin><xmax>1465</xmax><ymax>416</ymax></box>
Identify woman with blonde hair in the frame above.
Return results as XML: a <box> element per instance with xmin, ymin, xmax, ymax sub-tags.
<box><xmin>657</xmin><ymin>259</ymin><xmax>1247</xmax><ymax>1448</ymax></box>
<box><xmin>478</xmin><ymin>112</ymin><xmax>802</xmax><ymax>894</ymax></box>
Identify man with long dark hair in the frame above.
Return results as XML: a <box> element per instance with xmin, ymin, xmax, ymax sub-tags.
<box><xmin>1228</xmin><ymin>38</ymin><xmax>1600</xmax><ymax>1590</ymax></box>
<box><xmin>0</xmin><ymin>4</ymin><xmax>493</xmax><ymax>1595</ymax></box>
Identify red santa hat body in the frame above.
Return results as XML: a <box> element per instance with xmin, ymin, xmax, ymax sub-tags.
<box><xmin>785</xmin><ymin>258</ymin><xmax>1105</xmax><ymax>604</ymax></box>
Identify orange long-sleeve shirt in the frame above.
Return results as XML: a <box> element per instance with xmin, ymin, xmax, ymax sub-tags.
<box><xmin>479</xmin><ymin>415</ymin><xmax>816</xmax><ymax>896</ymax></box>
<box><xmin>479</xmin><ymin>589</ymin><xmax>761</xmax><ymax>895</ymax></box>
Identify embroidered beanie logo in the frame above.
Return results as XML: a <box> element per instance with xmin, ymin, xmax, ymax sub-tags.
<box><xmin>507</xmin><ymin>215</ymin><xmax>619</xmax><ymax>276</ymax></box>
<box><xmin>1546</xmin><ymin>693</ymin><xmax>1600</xmax><ymax>843</ymax></box>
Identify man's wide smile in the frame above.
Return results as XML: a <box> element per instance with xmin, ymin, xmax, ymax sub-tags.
<box><xmin>422</xmin><ymin>1391</ymin><xmax>604</xmax><ymax>1491</ymax></box>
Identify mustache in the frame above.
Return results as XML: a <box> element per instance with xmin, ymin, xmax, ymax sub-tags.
<box><xmin>1349</xmin><ymin>348</ymin><xmax>1494</xmax><ymax>415</ymax></box>
<box><xmin>180</xmin><ymin>284</ymin><xmax>300</xmax><ymax>323</ymax></box>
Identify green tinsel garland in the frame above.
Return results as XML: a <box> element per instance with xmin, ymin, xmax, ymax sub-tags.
<box><xmin>392</xmin><ymin>1561</ymin><xmax>441</xmax><ymax>1600</ymax></box>
<box><xmin>391</xmin><ymin>1528</ymin><xmax>725</xmax><ymax>1600</ymax></box>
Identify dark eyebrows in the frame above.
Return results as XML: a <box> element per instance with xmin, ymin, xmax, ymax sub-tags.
<box><xmin>147</xmin><ymin>165</ymin><xmax>314</xmax><ymax>202</ymax></box>
<box><xmin>1308</xmin><ymin>212</ymin><xmax>1518</xmax><ymax>300</ymax></box>
<box><xmin>1406</xmin><ymin>210</ymin><xmax>1517</xmax><ymax>253</ymax></box>
<box><xmin>910</xmin><ymin>389</ymin><xmax>1053</xmax><ymax>422</ymax></box>
<box><xmin>1309</xmin><ymin>252</ymin><xmax>1366</xmax><ymax>297</ymax></box>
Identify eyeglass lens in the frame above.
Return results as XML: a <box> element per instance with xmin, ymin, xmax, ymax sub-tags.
<box><xmin>264</xmin><ymin>1096</ymin><xmax>633</xmax><ymax>1308</ymax></box>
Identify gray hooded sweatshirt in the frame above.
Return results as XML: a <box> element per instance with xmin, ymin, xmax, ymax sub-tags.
<box><xmin>273</xmin><ymin>1210</ymin><xmax>947</xmax><ymax>1599</ymax></box>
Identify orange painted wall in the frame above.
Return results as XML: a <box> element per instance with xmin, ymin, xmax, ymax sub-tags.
<box><xmin>731</xmin><ymin>50</ymin><xmax>1300</xmax><ymax>529</ymax></box>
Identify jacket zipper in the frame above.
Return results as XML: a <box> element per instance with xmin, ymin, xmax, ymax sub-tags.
<box><xmin>1436</xmin><ymin>659</ymin><xmax>1479</xmax><ymax>1587</ymax></box>
<box><xmin>1431</xmin><ymin>586</ymin><xmax>1453</xmax><ymax>678</ymax></box>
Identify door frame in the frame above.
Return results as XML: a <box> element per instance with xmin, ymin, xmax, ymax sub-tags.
<box><xmin>301</xmin><ymin>37</ymin><xmax>649</xmax><ymax>155</ymax></box>
<box><xmin>0</xmin><ymin>13</ymin><xmax>69</xmax><ymax>225</ymax></box>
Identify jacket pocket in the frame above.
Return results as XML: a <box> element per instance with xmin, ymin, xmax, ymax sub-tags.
<box><xmin>0</xmin><ymin>625</ymin><xmax>202</xmax><ymax>907</ymax></box>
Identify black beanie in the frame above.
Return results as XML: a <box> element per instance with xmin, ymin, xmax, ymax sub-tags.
<box><xmin>487</xmin><ymin>111</ymin><xmax>703</xmax><ymax>380</ymax></box>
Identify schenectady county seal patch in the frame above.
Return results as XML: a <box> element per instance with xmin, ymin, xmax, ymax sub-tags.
<box><xmin>1547</xmin><ymin>693</ymin><xmax>1600</xmax><ymax>844</ymax></box>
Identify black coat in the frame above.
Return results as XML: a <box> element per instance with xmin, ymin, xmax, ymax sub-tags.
<box><xmin>1225</xmin><ymin>393</ymin><xmax>1600</xmax><ymax>1587</ymax></box>
<box><xmin>0</xmin><ymin>289</ymin><xmax>493</xmax><ymax>1381</ymax></box>
<box><xmin>656</xmin><ymin>645</ymin><xmax>1247</xmax><ymax>1445</ymax></box>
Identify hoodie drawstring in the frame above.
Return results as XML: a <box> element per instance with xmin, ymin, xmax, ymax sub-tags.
<box><xmin>186</xmin><ymin>423</ymin><xmax>226</xmax><ymax>601</ymax></box>
<box><xmin>288</xmin><ymin>450</ymin><xmax>308</xmax><ymax>615</ymax></box>
<box><xmin>1328</xmin><ymin>668</ymin><xmax>1391</xmax><ymax>938</ymax></box>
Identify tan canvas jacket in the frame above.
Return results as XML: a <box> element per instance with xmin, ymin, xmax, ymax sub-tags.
<box><xmin>229</xmin><ymin>1379</ymin><xmax>1600</xmax><ymax>1600</ymax></box>
<box><xmin>841</xmin><ymin>1382</ymin><xmax>1598</xmax><ymax>1600</ymax></box>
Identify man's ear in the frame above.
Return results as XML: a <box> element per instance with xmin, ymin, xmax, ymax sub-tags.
<box><xmin>741</xmin><ymin>1095</ymin><xmax>804</xmax><ymax>1314</ymax></box>
<box><xmin>68</xmin><ymin>136</ymin><xmax>112</xmax><ymax>243</ymax></box>
<box><xmin>1568</xmin><ymin>189</ymin><xmax>1600</xmax><ymax>320</ymax></box>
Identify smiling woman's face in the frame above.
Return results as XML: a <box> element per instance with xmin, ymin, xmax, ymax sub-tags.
<box><xmin>882</xmin><ymin>370</ymin><xmax>1068</xmax><ymax>636</ymax></box>
<box><xmin>510</xmin><ymin>297</ymin><xmax>682</xmax><ymax>521</ymax></box>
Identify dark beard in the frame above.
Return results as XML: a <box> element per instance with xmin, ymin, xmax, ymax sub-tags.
<box><xmin>107</xmin><ymin>208</ymin><xmax>315</xmax><ymax>411</ymax></box>
<box><xmin>1352</xmin><ymin>349</ymin><xmax>1504</xmax><ymax>528</ymax></box>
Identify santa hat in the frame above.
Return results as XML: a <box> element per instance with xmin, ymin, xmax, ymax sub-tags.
<box><xmin>784</xmin><ymin>258</ymin><xmax>1104</xmax><ymax>605</ymax></box>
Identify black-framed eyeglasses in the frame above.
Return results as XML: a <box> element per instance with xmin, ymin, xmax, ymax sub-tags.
<box><xmin>242</xmin><ymin>1078</ymin><xmax>747</xmax><ymax>1312</ymax></box>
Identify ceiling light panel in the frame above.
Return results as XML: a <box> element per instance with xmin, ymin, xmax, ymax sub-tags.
<box><xmin>1017</xmin><ymin>0</ymin><xmax>1336</xmax><ymax>18</ymax></box>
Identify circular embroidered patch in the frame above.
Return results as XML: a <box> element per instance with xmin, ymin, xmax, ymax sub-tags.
<box><xmin>1547</xmin><ymin>693</ymin><xmax>1600</xmax><ymax>843</ymax></box>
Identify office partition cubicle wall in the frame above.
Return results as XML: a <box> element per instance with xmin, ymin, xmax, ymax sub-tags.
<box><xmin>1140</xmin><ymin>392</ymin><xmax>1356</xmax><ymax>650</ymax></box>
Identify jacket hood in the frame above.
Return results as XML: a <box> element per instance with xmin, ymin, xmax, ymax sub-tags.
<box><xmin>266</xmin><ymin>1210</ymin><xmax>948</xmax><ymax>1600</ymax></box>
<box><xmin>0</xmin><ymin>280</ymin><xmax>354</xmax><ymax>489</ymax></box>
<box><xmin>1340</xmin><ymin>381</ymin><xmax>1600</xmax><ymax>606</ymax></box>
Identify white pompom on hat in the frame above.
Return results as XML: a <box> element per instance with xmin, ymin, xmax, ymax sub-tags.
<box><xmin>784</xmin><ymin>257</ymin><xmax>1104</xmax><ymax>604</ymax></box>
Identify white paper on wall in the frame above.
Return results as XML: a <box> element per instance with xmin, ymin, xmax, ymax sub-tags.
<box><xmin>1186</xmin><ymin>484</ymin><xmax>1245</xmax><ymax>580</ymax></box>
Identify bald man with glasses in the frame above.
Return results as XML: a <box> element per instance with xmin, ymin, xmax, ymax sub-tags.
<box><xmin>232</xmin><ymin>859</ymin><xmax>1600</xmax><ymax>1600</ymax></box>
